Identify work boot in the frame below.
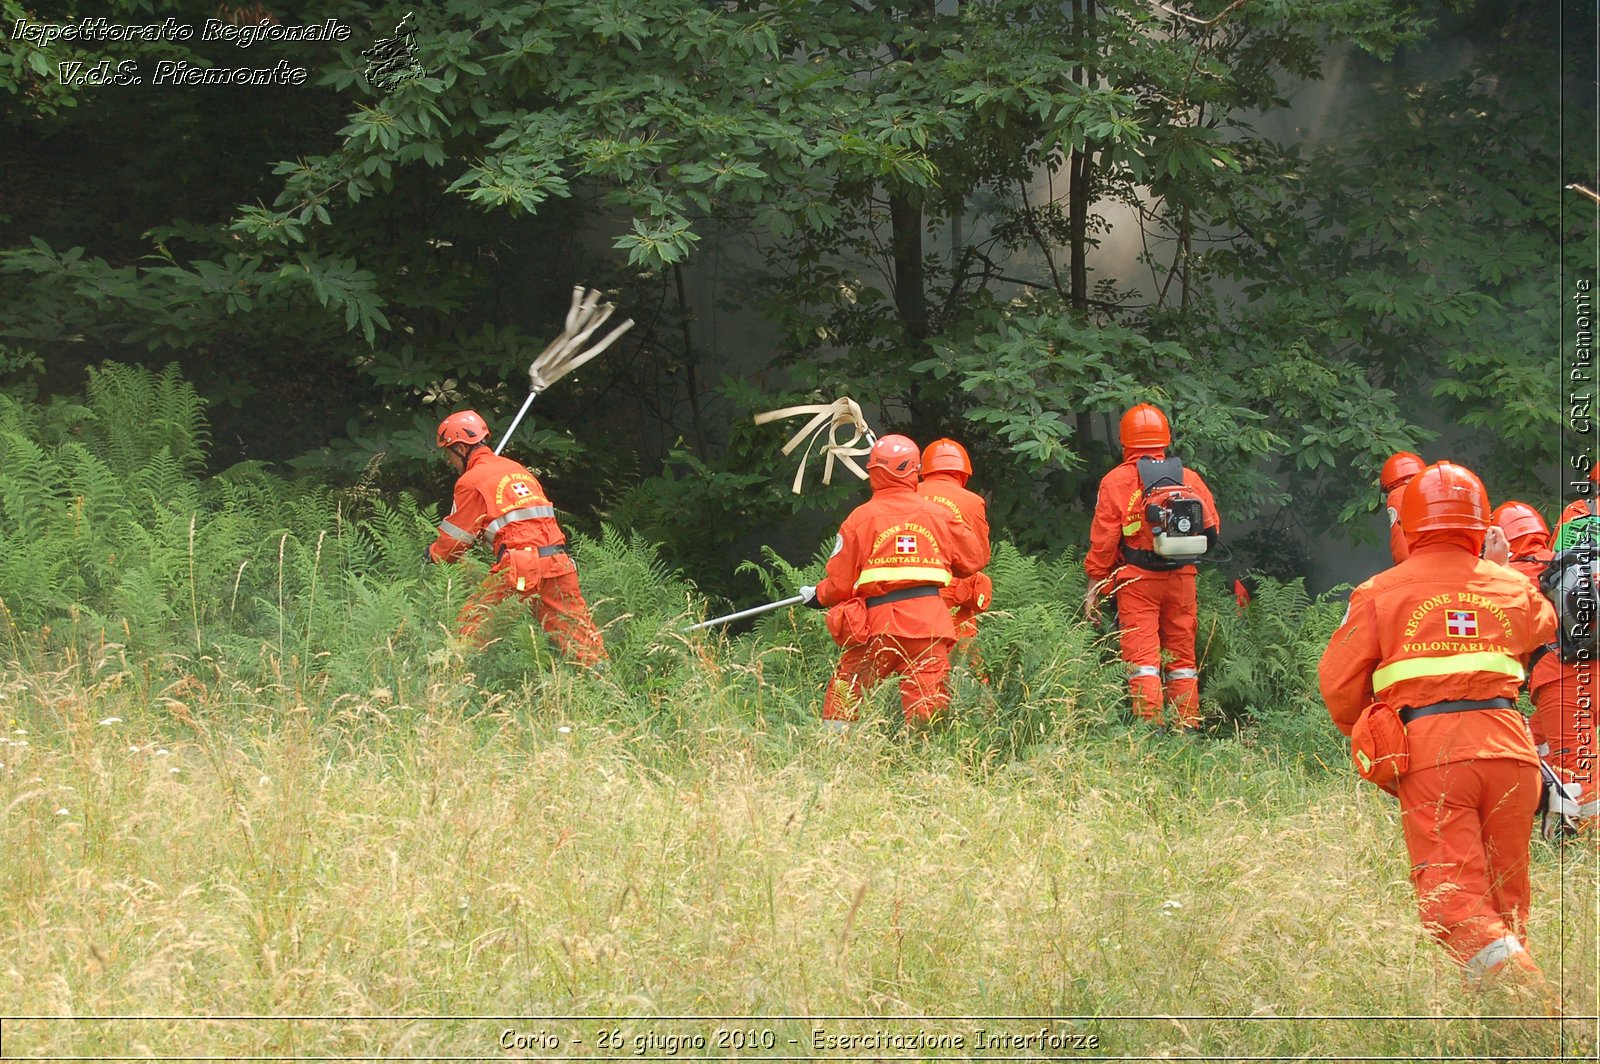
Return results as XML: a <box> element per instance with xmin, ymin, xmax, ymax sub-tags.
<box><xmin>1471</xmin><ymin>948</ymin><xmax>1549</xmax><ymax>1013</ymax></box>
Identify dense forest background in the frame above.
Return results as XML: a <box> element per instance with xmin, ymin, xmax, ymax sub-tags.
<box><xmin>2</xmin><ymin>0</ymin><xmax>1595</xmax><ymax>598</ymax></box>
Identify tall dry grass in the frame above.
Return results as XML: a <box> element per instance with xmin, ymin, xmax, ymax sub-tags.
<box><xmin>1</xmin><ymin>647</ymin><xmax>1594</xmax><ymax>1060</ymax></box>
<box><xmin>1</xmin><ymin>366</ymin><xmax>1593</xmax><ymax>1057</ymax></box>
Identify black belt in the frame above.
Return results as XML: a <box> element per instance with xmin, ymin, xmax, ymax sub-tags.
<box><xmin>865</xmin><ymin>585</ymin><xmax>942</xmax><ymax>609</ymax></box>
<box><xmin>497</xmin><ymin>543</ymin><xmax>569</xmax><ymax>561</ymax></box>
<box><xmin>1117</xmin><ymin>547</ymin><xmax>1191</xmax><ymax>572</ymax></box>
<box><xmin>1399</xmin><ymin>697</ymin><xmax>1515</xmax><ymax>725</ymax></box>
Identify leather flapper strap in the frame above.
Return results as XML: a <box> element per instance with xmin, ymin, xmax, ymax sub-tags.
<box><xmin>527</xmin><ymin>285</ymin><xmax>635</xmax><ymax>392</ymax></box>
<box><xmin>753</xmin><ymin>397</ymin><xmax>875</xmax><ymax>494</ymax></box>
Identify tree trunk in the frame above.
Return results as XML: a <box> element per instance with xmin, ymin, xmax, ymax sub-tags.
<box><xmin>673</xmin><ymin>263</ymin><xmax>708</xmax><ymax>460</ymax></box>
<box><xmin>1068</xmin><ymin>0</ymin><xmax>1095</xmax><ymax>321</ymax></box>
<box><xmin>1070</xmin><ymin>0</ymin><xmax>1098</xmax><ymax>507</ymax></box>
<box><xmin>889</xmin><ymin>189</ymin><xmax>930</xmax><ymax>351</ymax></box>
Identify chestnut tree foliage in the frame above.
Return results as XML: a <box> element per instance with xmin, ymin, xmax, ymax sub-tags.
<box><xmin>0</xmin><ymin>0</ymin><xmax>1590</xmax><ymax>579</ymax></box>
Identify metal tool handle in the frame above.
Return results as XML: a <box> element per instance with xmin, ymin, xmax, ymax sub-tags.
<box><xmin>494</xmin><ymin>388</ymin><xmax>542</xmax><ymax>456</ymax></box>
<box><xmin>683</xmin><ymin>595</ymin><xmax>807</xmax><ymax>632</ymax></box>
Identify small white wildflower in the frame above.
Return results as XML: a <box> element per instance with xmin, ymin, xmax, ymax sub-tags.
<box><xmin>98</xmin><ymin>717</ymin><xmax>122</xmax><ymax>727</ymax></box>
<box><xmin>154</xmin><ymin>749</ymin><xmax>170</xmax><ymax>758</ymax></box>
<box><xmin>55</xmin><ymin>808</ymin><xmax>69</xmax><ymax>816</ymax></box>
<box><xmin>128</xmin><ymin>746</ymin><xmax>140</xmax><ymax>754</ymax></box>
<box><xmin>12</xmin><ymin>728</ymin><xmax>25</xmax><ymax>736</ymax></box>
<box><xmin>169</xmin><ymin>768</ymin><xmax>181</xmax><ymax>776</ymax></box>
<box><xmin>10</xmin><ymin>739</ymin><xmax>26</xmax><ymax>748</ymax></box>
<box><xmin>258</xmin><ymin>776</ymin><xmax>270</xmax><ymax>787</ymax></box>
<box><xmin>557</xmin><ymin>726</ymin><xmax>572</xmax><ymax>734</ymax></box>
<box><xmin>1161</xmin><ymin>899</ymin><xmax>1184</xmax><ymax>915</ymax></box>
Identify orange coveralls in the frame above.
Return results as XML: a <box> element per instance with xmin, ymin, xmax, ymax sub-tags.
<box><xmin>427</xmin><ymin>448</ymin><xmax>606</xmax><ymax>665</ymax></box>
<box><xmin>1318</xmin><ymin>541</ymin><xmax>1557</xmax><ymax>976</ymax></box>
<box><xmin>1504</xmin><ymin>545</ymin><xmax>1552</xmax><ymax>585</ymax></box>
<box><xmin>816</xmin><ymin>481</ymin><xmax>986</xmax><ymax>725</ymax></box>
<box><xmin>1385</xmin><ymin>484</ymin><xmax>1410</xmax><ymax>564</ymax></box>
<box><xmin>1085</xmin><ymin>451</ymin><xmax>1220</xmax><ymax>728</ymax></box>
<box><xmin>1528</xmin><ymin>650</ymin><xmax>1599</xmax><ymax>828</ymax></box>
<box><xmin>917</xmin><ymin>472</ymin><xmax>993</xmax><ymax>648</ymax></box>
<box><xmin>1554</xmin><ymin>496</ymin><xmax>1595</xmax><ymax>539</ymax></box>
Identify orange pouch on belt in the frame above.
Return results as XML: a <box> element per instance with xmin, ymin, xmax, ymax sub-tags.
<box><xmin>825</xmin><ymin>598</ymin><xmax>870</xmax><ymax>646</ymax></box>
<box><xmin>1351</xmin><ymin>700</ymin><xmax>1409</xmax><ymax>793</ymax></box>
<box><xmin>968</xmin><ymin>572</ymin><xmax>993</xmax><ymax>612</ymax></box>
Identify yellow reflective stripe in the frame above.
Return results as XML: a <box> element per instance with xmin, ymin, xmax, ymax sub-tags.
<box><xmin>855</xmin><ymin>566</ymin><xmax>952</xmax><ymax>588</ymax></box>
<box><xmin>1122</xmin><ymin>521</ymin><xmax>1141</xmax><ymax>537</ymax></box>
<box><xmin>1372</xmin><ymin>651</ymin><xmax>1525</xmax><ymax>691</ymax></box>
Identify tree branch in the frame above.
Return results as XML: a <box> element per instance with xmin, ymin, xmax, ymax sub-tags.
<box><xmin>1148</xmin><ymin>0</ymin><xmax>1252</xmax><ymax>29</ymax></box>
<box><xmin>1017</xmin><ymin>176</ymin><xmax>1066</xmax><ymax>298</ymax></box>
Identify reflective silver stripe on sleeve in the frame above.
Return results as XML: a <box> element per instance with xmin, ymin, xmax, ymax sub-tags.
<box><xmin>1163</xmin><ymin>668</ymin><xmax>1199</xmax><ymax>681</ymax></box>
<box><xmin>1130</xmin><ymin>665</ymin><xmax>1161</xmax><ymax>679</ymax></box>
<box><xmin>439</xmin><ymin>520</ymin><xmax>475</xmax><ymax>544</ymax></box>
<box><xmin>484</xmin><ymin>505</ymin><xmax>556</xmax><ymax>536</ymax></box>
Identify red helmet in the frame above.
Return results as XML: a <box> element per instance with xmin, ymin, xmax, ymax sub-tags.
<box><xmin>437</xmin><ymin>410</ymin><xmax>491</xmax><ymax>448</ymax></box>
<box><xmin>921</xmin><ymin>438</ymin><xmax>972</xmax><ymax>479</ymax></box>
<box><xmin>1380</xmin><ymin>451</ymin><xmax>1426</xmax><ymax>492</ymax></box>
<box><xmin>1489</xmin><ymin>501</ymin><xmax>1550</xmax><ymax>547</ymax></box>
<box><xmin>867</xmin><ymin>434</ymin><xmax>921</xmax><ymax>488</ymax></box>
<box><xmin>1119</xmin><ymin>403</ymin><xmax>1170</xmax><ymax>451</ymax></box>
<box><xmin>1399</xmin><ymin>461</ymin><xmax>1490</xmax><ymax>533</ymax></box>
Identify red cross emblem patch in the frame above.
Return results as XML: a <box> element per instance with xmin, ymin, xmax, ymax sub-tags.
<box><xmin>1445</xmin><ymin>610</ymin><xmax>1478</xmax><ymax>638</ymax></box>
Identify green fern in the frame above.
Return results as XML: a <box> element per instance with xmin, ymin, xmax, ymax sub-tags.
<box><xmin>82</xmin><ymin>362</ymin><xmax>207</xmax><ymax>479</ymax></box>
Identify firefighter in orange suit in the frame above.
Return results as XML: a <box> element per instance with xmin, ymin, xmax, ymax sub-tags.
<box><xmin>800</xmin><ymin>435</ymin><xmax>987</xmax><ymax>729</ymax></box>
<box><xmin>1528</xmin><ymin>646</ymin><xmax>1600</xmax><ymax>832</ymax></box>
<box><xmin>917</xmin><ymin>439</ymin><xmax>993</xmax><ymax>660</ymax></box>
<box><xmin>1318</xmin><ymin>461</ymin><xmax>1557</xmax><ymax>987</ymax></box>
<box><xmin>1527</xmin><ymin>548</ymin><xmax>1600</xmax><ymax>831</ymax></box>
<box><xmin>1552</xmin><ymin>463</ymin><xmax>1600</xmax><ymax>550</ymax></box>
<box><xmin>426</xmin><ymin>410</ymin><xmax>607</xmax><ymax>666</ymax></box>
<box><xmin>1489</xmin><ymin>501</ymin><xmax>1553</xmax><ymax>584</ymax></box>
<box><xmin>1381</xmin><ymin>452</ymin><xmax>1426</xmax><ymax>565</ymax></box>
<box><xmin>1084</xmin><ymin>403</ymin><xmax>1221</xmax><ymax>731</ymax></box>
